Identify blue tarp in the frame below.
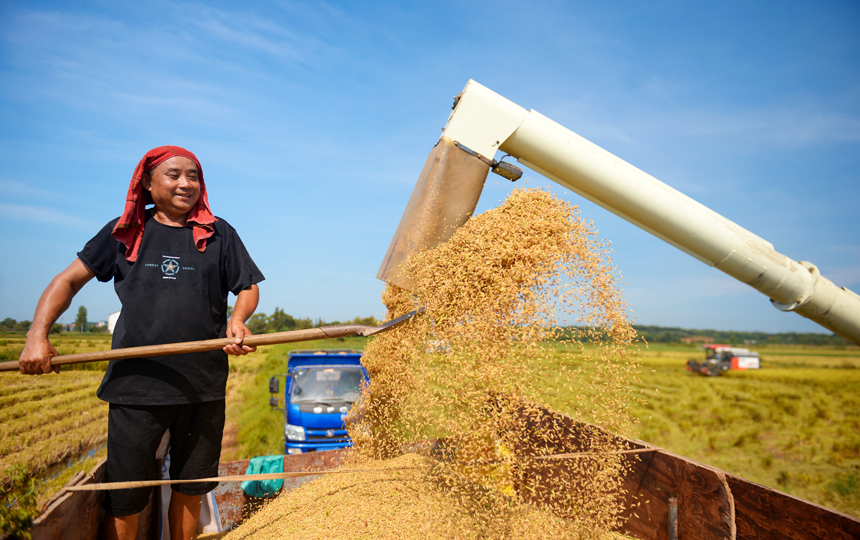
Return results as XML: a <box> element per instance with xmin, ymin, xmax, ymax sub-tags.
<box><xmin>240</xmin><ymin>455</ymin><xmax>284</xmax><ymax>498</ymax></box>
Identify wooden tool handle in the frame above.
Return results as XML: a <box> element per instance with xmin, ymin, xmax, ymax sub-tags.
<box><xmin>0</xmin><ymin>324</ymin><xmax>372</xmax><ymax>373</ymax></box>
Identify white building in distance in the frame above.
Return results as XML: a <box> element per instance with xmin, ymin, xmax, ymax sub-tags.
<box><xmin>108</xmin><ymin>311</ymin><xmax>121</xmax><ymax>334</ymax></box>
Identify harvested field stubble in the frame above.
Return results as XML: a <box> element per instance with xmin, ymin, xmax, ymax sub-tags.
<box><xmin>0</xmin><ymin>371</ymin><xmax>107</xmax><ymax>481</ymax></box>
<box><xmin>229</xmin><ymin>188</ymin><xmax>640</xmax><ymax>538</ymax></box>
<box><xmin>0</xmin><ymin>334</ymin><xmax>112</xmax><ymax>513</ymax></box>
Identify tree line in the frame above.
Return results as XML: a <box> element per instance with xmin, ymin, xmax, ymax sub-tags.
<box><xmin>1</xmin><ymin>319</ymin><xmax>68</xmax><ymax>334</ymax></box>
<box><xmin>1</xmin><ymin>318</ymin><xmax>33</xmax><ymax>333</ymax></box>
<box><xmin>6</xmin><ymin>311</ymin><xmax>850</xmax><ymax>347</ymax></box>
<box><xmin>1</xmin><ymin>307</ymin><xmax>96</xmax><ymax>334</ymax></box>
<box><xmin>2</xmin><ymin>307</ymin><xmax>380</xmax><ymax>336</ymax></box>
<box><xmin>234</xmin><ymin>307</ymin><xmax>379</xmax><ymax>335</ymax></box>
<box><xmin>631</xmin><ymin>325</ymin><xmax>853</xmax><ymax>347</ymax></box>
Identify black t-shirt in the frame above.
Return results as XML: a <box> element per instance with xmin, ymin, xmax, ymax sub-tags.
<box><xmin>78</xmin><ymin>213</ymin><xmax>264</xmax><ymax>405</ymax></box>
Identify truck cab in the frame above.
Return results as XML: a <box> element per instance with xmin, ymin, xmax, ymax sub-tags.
<box><xmin>270</xmin><ymin>349</ymin><xmax>368</xmax><ymax>454</ymax></box>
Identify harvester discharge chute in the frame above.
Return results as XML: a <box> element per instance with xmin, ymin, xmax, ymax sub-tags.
<box><xmin>378</xmin><ymin>80</ymin><xmax>860</xmax><ymax>346</ymax></box>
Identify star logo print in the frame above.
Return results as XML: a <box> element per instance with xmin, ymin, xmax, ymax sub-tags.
<box><xmin>161</xmin><ymin>258</ymin><xmax>180</xmax><ymax>276</ymax></box>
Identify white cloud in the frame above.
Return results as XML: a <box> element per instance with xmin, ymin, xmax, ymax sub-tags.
<box><xmin>190</xmin><ymin>9</ymin><xmax>303</xmax><ymax>59</ymax></box>
<box><xmin>0</xmin><ymin>180</ymin><xmax>57</xmax><ymax>200</ymax></box>
<box><xmin>0</xmin><ymin>203</ymin><xmax>101</xmax><ymax>230</ymax></box>
<box><xmin>178</xmin><ymin>1</ymin><xmax>341</xmax><ymax>66</ymax></box>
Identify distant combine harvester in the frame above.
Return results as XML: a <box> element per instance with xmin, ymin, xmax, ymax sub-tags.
<box><xmin>686</xmin><ymin>344</ymin><xmax>761</xmax><ymax>376</ymax></box>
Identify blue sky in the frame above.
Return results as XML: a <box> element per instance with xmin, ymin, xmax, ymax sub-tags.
<box><xmin>1</xmin><ymin>0</ymin><xmax>858</xmax><ymax>333</ymax></box>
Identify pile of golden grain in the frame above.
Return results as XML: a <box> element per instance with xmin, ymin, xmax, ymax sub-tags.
<box><xmin>227</xmin><ymin>188</ymin><xmax>639</xmax><ymax>539</ymax></box>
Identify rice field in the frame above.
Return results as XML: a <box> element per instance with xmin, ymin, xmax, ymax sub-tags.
<box><xmin>0</xmin><ymin>333</ymin><xmax>112</xmax><ymax>502</ymax></box>
<box><xmin>551</xmin><ymin>343</ymin><xmax>860</xmax><ymax>518</ymax></box>
<box><xmin>2</xmin><ymin>334</ymin><xmax>859</xmax><ymax>521</ymax></box>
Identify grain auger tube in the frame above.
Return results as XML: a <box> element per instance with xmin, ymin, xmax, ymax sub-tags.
<box><xmin>377</xmin><ymin>80</ymin><xmax>860</xmax><ymax>346</ymax></box>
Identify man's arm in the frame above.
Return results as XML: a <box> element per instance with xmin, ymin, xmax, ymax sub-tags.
<box><xmin>224</xmin><ymin>284</ymin><xmax>260</xmax><ymax>356</ymax></box>
<box><xmin>19</xmin><ymin>258</ymin><xmax>96</xmax><ymax>375</ymax></box>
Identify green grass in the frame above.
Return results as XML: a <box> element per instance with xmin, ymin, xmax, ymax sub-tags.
<box><xmin>35</xmin><ymin>447</ymin><xmax>108</xmax><ymax>505</ymax></box>
<box><xmin>623</xmin><ymin>345</ymin><xmax>860</xmax><ymax>517</ymax></box>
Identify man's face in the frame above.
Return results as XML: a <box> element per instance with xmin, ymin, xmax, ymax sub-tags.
<box><xmin>143</xmin><ymin>156</ymin><xmax>200</xmax><ymax>218</ymax></box>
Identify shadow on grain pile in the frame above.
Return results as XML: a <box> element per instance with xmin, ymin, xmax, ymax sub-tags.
<box><xmin>226</xmin><ymin>188</ymin><xmax>640</xmax><ymax>539</ymax></box>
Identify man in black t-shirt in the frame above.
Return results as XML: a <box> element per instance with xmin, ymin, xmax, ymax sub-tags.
<box><xmin>19</xmin><ymin>146</ymin><xmax>264</xmax><ymax>540</ymax></box>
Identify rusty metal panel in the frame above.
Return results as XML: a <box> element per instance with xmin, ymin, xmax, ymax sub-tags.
<box><xmin>30</xmin><ymin>459</ymin><xmax>107</xmax><ymax>540</ymax></box>
<box><xmin>727</xmin><ymin>474</ymin><xmax>860</xmax><ymax>539</ymax></box>
<box><xmin>282</xmin><ymin>448</ymin><xmax>348</xmax><ymax>472</ymax></box>
<box><xmin>617</xmin><ymin>446</ymin><xmax>735</xmax><ymax>540</ymax></box>
<box><xmin>504</xmin><ymin>404</ymin><xmax>735</xmax><ymax>540</ymax></box>
<box><xmin>213</xmin><ymin>449</ymin><xmax>348</xmax><ymax>530</ymax></box>
<box><xmin>213</xmin><ymin>459</ymin><xmax>250</xmax><ymax>530</ymax></box>
<box><xmin>30</xmin><ymin>458</ymin><xmax>168</xmax><ymax>540</ymax></box>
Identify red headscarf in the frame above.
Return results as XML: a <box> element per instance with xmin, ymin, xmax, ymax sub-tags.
<box><xmin>111</xmin><ymin>146</ymin><xmax>217</xmax><ymax>262</ymax></box>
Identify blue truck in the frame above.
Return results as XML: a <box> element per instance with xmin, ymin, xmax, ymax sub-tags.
<box><xmin>269</xmin><ymin>349</ymin><xmax>368</xmax><ymax>454</ymax></box>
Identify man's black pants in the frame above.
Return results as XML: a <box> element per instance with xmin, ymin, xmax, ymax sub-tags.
<box><xmin>102</xmin><ymin>399</ymin><xmax>225</xmax><ymax>516</ymax></box>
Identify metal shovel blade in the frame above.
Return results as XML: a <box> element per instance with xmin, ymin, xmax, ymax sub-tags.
<box><xmin>359</xmin><ymin>308</ymin><xmax>424</xmax><ymax>336</ymax></box>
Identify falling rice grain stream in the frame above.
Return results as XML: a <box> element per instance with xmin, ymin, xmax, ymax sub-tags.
<box><xmin>228</xmin><ymin>188</ymin><xmax>641</xmax><ymax>539</ymax></box>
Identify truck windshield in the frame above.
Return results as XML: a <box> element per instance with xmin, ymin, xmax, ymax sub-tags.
<box><xmin>290</xmin><ymin>367</ymin><xmax>364</xmax><ymax>404</ymax></box>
